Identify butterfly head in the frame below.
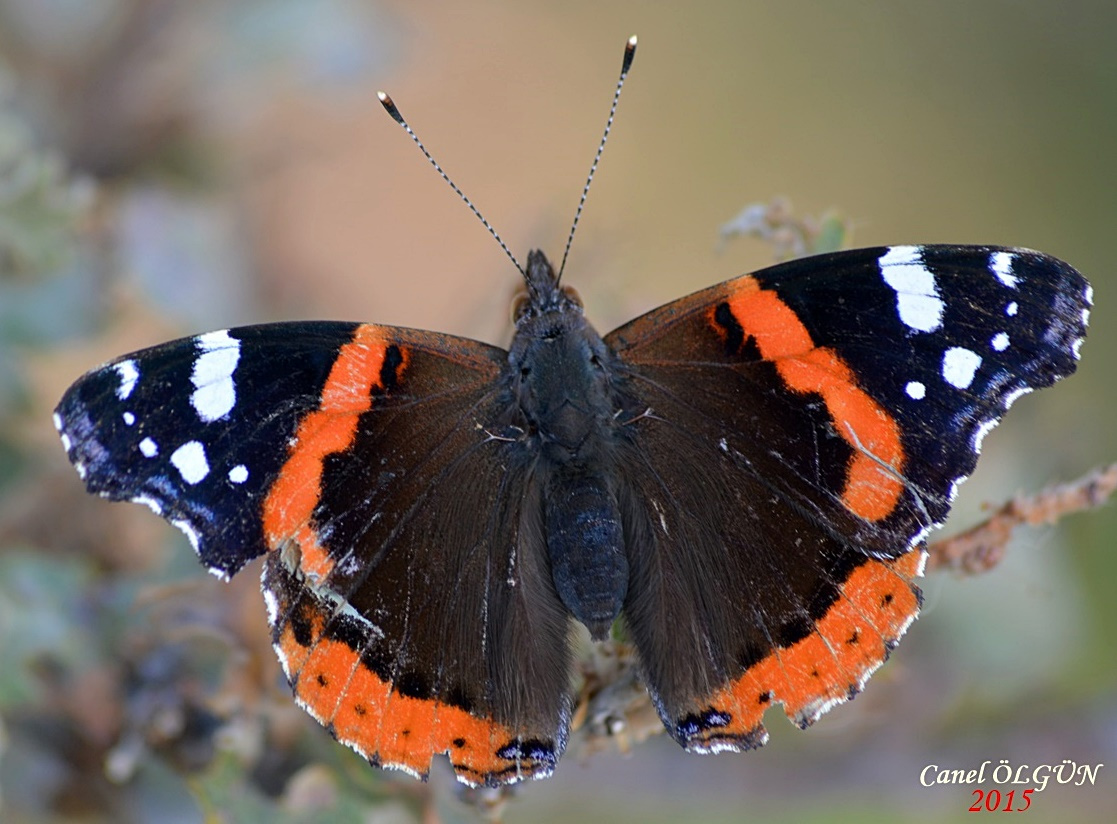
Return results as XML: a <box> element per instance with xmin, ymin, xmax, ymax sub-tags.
<box><xmin>513</xmin><ymin>250</ymin><xmax>584</xmax><ymax>325</ymax></box>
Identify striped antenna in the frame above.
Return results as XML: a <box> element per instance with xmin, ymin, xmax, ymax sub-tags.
<box><xmin>377</xmin><ymin>91</ymin><xmax>525</xmax><ymax>278</ymax></box>
<box><xmin>377</xmin><ymin>34</ymin><xmax>639</xmax><ymax>285</ymax></box>
<box><xmin>557</xmin><ymin>34</ymin><xmax>638</xmax><ymax>282</ymax></box>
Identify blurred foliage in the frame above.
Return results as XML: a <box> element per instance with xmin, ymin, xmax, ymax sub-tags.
<box><xmin>0</xmin><ymin>3</ymin><xmax>417</xmax><ymax>820</ymax></box>
<box><xmin>718</xmin><ymin>197</ymin><xmax>851</xmax><ymax>260</ymax></box>
<box><xmin>0</xmin><ymin>547</ymin><xmax>428</xmax><ymax>821</ymax></box>
<box><xmin>0</xmin><ymin>70</ymin><xmax>91</xmax><ymax>282</ymax></box>
<box><xmin>0</xmin><ymin>63</ymin><xmax>94</xmax><ymax>493</ymax></box>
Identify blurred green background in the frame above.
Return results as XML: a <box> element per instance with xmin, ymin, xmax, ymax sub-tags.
<box><xmin>0</xmin><ymin>1</ymin><xmax>1113</xmax><ymax>822</ymax></box>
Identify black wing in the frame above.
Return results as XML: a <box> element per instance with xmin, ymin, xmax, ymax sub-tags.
<box><xmin>605</xmin><ymin>245</ymin><xmax>1089</xmax><ymax>750</ymax></box>
<box><xmin>55</xmin><ymin>322</ymin><xmax>574</xmax><ymax>786</ymax></box>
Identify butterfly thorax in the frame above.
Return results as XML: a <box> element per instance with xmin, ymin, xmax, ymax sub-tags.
<box><xmin>508</xmin><ymin>250</ymin><xmax>629</xmax><ymax>639</ymax></box>
<box><xmin>509</xmin><ymin>251</ymin><xmax>621</xmax><ymax>463</ymax></box>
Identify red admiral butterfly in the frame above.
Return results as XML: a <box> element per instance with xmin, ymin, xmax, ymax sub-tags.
<box><xmin>55</xmin><ymin>37</ymin><xmax>1090</xmax><ymax>787</ymax></box>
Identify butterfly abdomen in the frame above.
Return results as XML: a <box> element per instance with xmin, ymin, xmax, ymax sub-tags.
<box><xmin>543</xmin><ymin>470</ymin><xmax>628</xmax><ymax>639</ymax></box>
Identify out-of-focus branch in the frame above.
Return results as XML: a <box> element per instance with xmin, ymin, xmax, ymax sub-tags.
<box><xmin>926</xmin><ymin>463</ymin><xmax>1117</xmax><ymax>574</ymax></box>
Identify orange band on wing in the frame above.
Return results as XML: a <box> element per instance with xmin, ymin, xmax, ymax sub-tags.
<box><xmin>263</xmin><ymin>325</ymin><xmax>403</xmax><ymax>581</ymax></box>
<box><xmin>723</xmin><ymin>279</ymin><xmax>905</xmax><ymax>521</ymax></box>
<box><xmin>275</xmin><ymin>609</ymin><xmax>547</xmax><ymax>786</ymax></box>
<box><xmin>688</xmin><ymin>550</ymin><xmax>923</xmax><ymax>749</ymax></box>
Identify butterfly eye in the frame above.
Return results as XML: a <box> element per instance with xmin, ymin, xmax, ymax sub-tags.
<box><xmin>561</xmin><ymin>286</ymin><xmax>583</xmax><ymax>308</ymax></box>
<box><xmin>512</xmin><ymin>290</ymin><xmax>531</xmax><ymax>322</ymax></box>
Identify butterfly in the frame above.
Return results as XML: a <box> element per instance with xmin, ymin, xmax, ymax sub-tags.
<box><xmin>54</xmin><ymin>36</ymin><xmax>1091</xmax><ymax>787</ymax></box>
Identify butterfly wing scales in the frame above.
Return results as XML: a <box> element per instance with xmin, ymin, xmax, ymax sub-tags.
<box><xmin>606</xmin><ymin>245</ymin><xmax>1087</xmax><ymax>749</ymax></box>
<box><xmin>56</xmin><ymin>322</ymin><xmax>574</xmax><ymax>786</ymax></box>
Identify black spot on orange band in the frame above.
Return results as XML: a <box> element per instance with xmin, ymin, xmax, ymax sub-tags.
<box><xmin>678</xmin><ymin>549</ymin><xmax>924</xmax><ymax>751</ymax></box>
<box><xmin>378</xmin><ymin>343</ymin><xmax>404</xmax><ymax>391</ymax></box>
<box><xmin>270</xmin><ymin>569</ymin><xmax>557</xmax><ymax>787</ymax></box>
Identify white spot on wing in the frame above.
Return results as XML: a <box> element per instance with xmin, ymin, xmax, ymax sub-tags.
<box><xmin>1005</xmin><ymin>301</ymin><xmax>1018</xmax><ymax>317</ymax></box>
<box><xmin>228</xmin><ymin>464</ymin><xmax>249</xmax><ymax>484</ymax></box>
<box><xmin>991</xmin><ymin>332</ymin><xmax>1010</xmax><ymax>352</ymax></box>
<box><xmin>263</xmin><ymin>588</ymin><xmax>280</xmax><ymax>626</ymax></box>
<box><xmin>170</xmin><ymin>517</ymin><xmax>201</xmax><ymax>552</ymax></box>
<box><xmin>54</xmin><ymin>410</ymin><xmax>73</xmax><ymax>451</ymax></box>
<box><xmin>191</xmin><ymin>330</ymin><xmax>240</xmax><ymax>423</ymax></box>
<box><xmin>878</xmin><ymin>246</ymin><xmax>944</xmax><ymax>333</ymax></box>
<box><xmin>695</xmin><ymin>740</ymin><xmax>747</xmax><ymax>755</ymax></box>
<box><xmin>909</xmin><ymin>522</ymin><xmax>935</xmax><ymax>549</ymax></box>
<box><xmin>912</xmin><ymin>550</ymin><xmax>928</xmax><ymax>577</ymax></box>
<box><xmin>941</xmin><ymin>347</ymin><xmax>982</xmax><ymax>389</ymax></box>
<box><xmin>114</xmin><ymin>360</ymin><xmax>139</xmax><ymax>400</ymax></box>
<box><xmin>132</xmin><ymin>494</ymin><xmax>164</xmax><ymax>516</ymax></box>
<box><xmin>990</xmin><ymin>251</ymin><xmax>1019</xmax><ymax>288</ymax></box>
<box><xmin>904</xmin><ymin>381</ymin><xmax>926</xmax><ymax>400</ymax></box>
<box><xmin>122</xmin><ymin>411</ymin><xmax>135</xmax><ymax>426</ymax></box>
<box><xmin>272</xmin><ymin>642</ymin><xmax>291</xmax><ymax>677</ymax></box>
<box><xmin>1076</xmin><ymin>295</ymin><xmax>1092</xmax><ymax>360</ymax></box>
<box><xmin>139</xmin><ymin>437</ymin><xmax>159</xmax><ymax>458</ymax></box>
<box><xmin>170</xmin><ymin>440</ymin><xmax>209</xmax><ymax>484</ymax></box>
<box><xmin>970</xmin><ymin>382</ymin><xmax>1037</xmax><ymax>456</ymax></box>
<box><xmin>973</xmin><ymin>417</ymin><xmax>999</xmax><ymax>455</ymax></box>
<box><xmin>1004</xmin><ymin>385</ymin><xmax>1034</xmax><ymax>408</ymax></box>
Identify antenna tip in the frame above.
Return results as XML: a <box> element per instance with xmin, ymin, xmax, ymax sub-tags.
<box><xmin>377</xmin><ymin>91</ymin><xmax>405</xmax><ymax>124</ymax></box>
<box><xmin>622</xmin><ymin>35</ymin><xmax>638</xmax><ymax>72</ymax></box>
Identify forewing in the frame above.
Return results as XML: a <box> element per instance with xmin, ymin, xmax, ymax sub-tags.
<box><xmin>56</xmin><ymin>322</ymin><xmax>574</xmax><ymax>785</ymax></box>
<box><xmin>55</xmin><ymin>322</ymin><xmax>376</xmax><ymax>577</ymax></box>
<box><xmin>605</xmin><ymin>245</ymin><xmax>1089</xmax><ymax>749</ymax></box>
<box><xmin>607</xmin><ymin>245</ymin><xmax>1089</xmax><ymax>558</ymax></box>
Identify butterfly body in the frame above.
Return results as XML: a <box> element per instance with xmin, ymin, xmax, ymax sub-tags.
<box><xmin>507</xmin><ymin>250</ymin><xmax>635</xmax><ymax>639</ymax></box>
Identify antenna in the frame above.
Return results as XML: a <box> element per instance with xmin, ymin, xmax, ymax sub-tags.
<box><xmin>377</xmin><ymin>34</ymin><xmax>639</xmax><ymax>284</ymax></box>
<box><xmin>377</xmin><ymin>91</ymin><xmax>525</xmax><ymax>277</ymax></box>
<box><xmin>557</xmin><ymin>34</ymin><xmax>638</xmax><ymax>282</ymax></box>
